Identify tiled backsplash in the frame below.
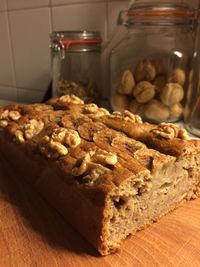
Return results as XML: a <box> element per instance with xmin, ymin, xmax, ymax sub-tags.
<box><xmin>0</xmin><ymin>0</ymin><xmax>198</xmax><ymax>104</ymax></box>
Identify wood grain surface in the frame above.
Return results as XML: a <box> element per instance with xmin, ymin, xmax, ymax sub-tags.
<box><xmin>0</xmin><ymin>158</ymin><xmax>200</xmax><ymax>267</ymax></box>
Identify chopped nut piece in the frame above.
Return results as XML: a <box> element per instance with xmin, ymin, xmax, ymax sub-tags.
<box><xmin>14</xmin><ymin>130</ymin><xmax>25</xmax><ymax>143</ymax></box>
<box><xmin>24</xmin><ymin>119</ymin><xmax>44</xmax><ymax>140</ymax></box>
<box><xmin>124</xmin><ymin>110</ymin><xmax>143</xmax><ymax>123</ymax></box>
<box><xmin>95</xmin><ymin>108</ymin><xmax>110</xmax><ymax>117</ymax></box>
<box><xmin>49</xmin><ymin>140</ymin><xmax>68</xmax><ymax>156</ymax></box>
<box><xmin>41</xmin><ymin>135</ymin><xmax>50</xmax><ymax>143</ymax></box>
<box><xmin>151</xmin><ymin>123</ymin><xmax>188</xmax><ymax>140</ymax></box>
<box><xmin>51</xmin><ymin>128</ymin><xmax>68</xmax><ymax>143</ymax></box>
<box><xmin>8</xmin><ymin>111</ymin><xmax>21</xmax><ymax>121</ymax></box>
<box><xmin>82</xmin><ymin>166</ymin><xmax>108</xmax><ymax>186</ymax></box>
<box><xmin>64</xmin><ymin>129</ymin><xmax>81</xmax><ymax>148</ymax></box>
<box><xmin>117</xmin><ymin>69</ymin><xmax>135</xmax><ymax>95</ymax></box>
<box><xmin>177</xmin><ymin>128</ymin><xmax>188</xmax><ymax>140</ymax></box>
<box><xmin>82</xmin><ymin>103</ymin><xmax>98</xmax><ymax>114</ymax></box>
<box><xmin>110</xmin><ymin>110</ymin><xmax>143</xmax><ymax>123</ymax></box>
<box><xmin>0</xmin><ymin>120</ymin><xmax>8</xmax><ymax>127</ymax></box>
<box><xmin>92</xmin><ymin>150</ymin><xmax>118</xmax><ymax>166</ymax></box>
<box><xmin>40</xmin><ymin>128</ymin><xmax>80</xmax><ymax>159</ymax></box>
<box><xmin>72</xmin><ymin>152</ymin><xmax>92</xmax><ymax>176</ymax></box>
<box><xmin>0</xmin><ymin>110</ymin><xmax>9</xmax><ymax>120</ymax></box>
<box><xmin>72</xmin><ymin>150</ymin><xmax>117</xmax><ymax>180</ymax></box>
<box><xmin>59</xmin><ymin>94</ymin><xmax>84</xmax><ymax>104</ymax></box>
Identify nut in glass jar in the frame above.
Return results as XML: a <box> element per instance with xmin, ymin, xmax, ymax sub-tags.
<box><xmin>51</xmin><ymin>31</ymin><xmax>102</xmax><ymax>104</ymax></box>
<box><xmin>109</xmin><ymin>2</ymin><xmax>194</xmax><ymax>123</ymax></box>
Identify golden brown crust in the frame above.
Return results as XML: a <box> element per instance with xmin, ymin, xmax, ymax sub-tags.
<box><xmin>0</xmin><ymin>95</ymin><xmax>199</xmax><ymax>255</ymax></box>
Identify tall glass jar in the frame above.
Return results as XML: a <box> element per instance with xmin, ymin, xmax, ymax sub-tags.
<box><xmin>184</xmin><ymin>9</ymin><xmax>200</xmax><ymax>137</ymax></box>
<box><xmin>109</xmin><ymin>2</ymin><xmax>194</xmax><ymax>123</ymax></box>
<box><xmin>50</xmin><ymin>31</ymin><xmax>102</xmax><ymax>103</ymax></box>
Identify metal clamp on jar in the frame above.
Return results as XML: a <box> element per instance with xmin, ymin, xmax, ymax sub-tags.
<box><xmin>50</xmin><ymin>31</ymin><xmax>102</xmax><ymax>103</ymax></box>
<box><xmin>109</xmin><ymin>2</ymin><xmax>194</xmax><ymax>123</ymax></box>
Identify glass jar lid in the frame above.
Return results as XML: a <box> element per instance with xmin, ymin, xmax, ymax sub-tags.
<box><xmin>50</xmin><ymin>30</ymin><xmax>102</xmax><ymax>52</ymax></box>
<box><xmin>127</xmin><ymin>2</ymin><xmax>194</xmax><ymax>25</ymax></box>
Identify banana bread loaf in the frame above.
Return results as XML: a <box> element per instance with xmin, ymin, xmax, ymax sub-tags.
<box><xmin>0</xmin><ymin>94</ymin><xmax>199</xmax><ymax>255</ymax></box>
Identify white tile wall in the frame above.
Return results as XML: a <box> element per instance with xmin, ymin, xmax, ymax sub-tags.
<box><xmin>0</xmin><ymin>12</ymin><xmax>15</xmax><ymax>86</ymax></box>
<box><xmin>7</xmin><ymin>0</ymin><xmax>50</xmax><ymax>10</ymax></box>
<box><xmin>0</xmin><ymin>0</ymin><xmax>7</xmax><ymax>11</ymax></box>
<box><xmin>0</xmin><ymin>85</ymin><xmax>17</xmax><ymax>101</ymax></box>
<box><xmin>9</xmin><ymin>7</ymin><xmax>51</xmax><ymax>91</ymax></box>
<box><xmin>107</xmin><ymin>0</ymin><xmax>129</xmax><ymax>36</ymax></box>
<box><xmin>52</xmin><ymin>2</ymin><xmax>107</xmax><ymax>39</ymax></box>
<box><xmin>0</xmin><ymin>0</ymin><xmax>198</xmax><ymax>104</ymax></box>
<box><xmin>17</xmin><ymin>88</ymin><xmax>45</xmax><ymax>103</ymax></box>
<box><xmin>51</xmin><ymin>0</ymin><xmax>102</xmax><ymax>5</ymax></box>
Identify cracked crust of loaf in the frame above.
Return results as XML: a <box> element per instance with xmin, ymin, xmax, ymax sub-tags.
<box><xmin>0</xmin><ymin>95</ymin><xmax>199</xmax><ymax>255</ymax></box>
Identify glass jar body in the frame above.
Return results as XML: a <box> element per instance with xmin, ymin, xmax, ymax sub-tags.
<box><xmin>184</xmin><ymin>20</ymin><xmax>200</xmax><ymax>137</ymax></box>
<box><xmin>51</xmin><ymin>32</ymin><xmax>101</xmax><ymax>104</ymax></box>
<box><xmin>110</xmin><ymin>23</ymin><xmax>194</xmax><ymax>123</ymax></box>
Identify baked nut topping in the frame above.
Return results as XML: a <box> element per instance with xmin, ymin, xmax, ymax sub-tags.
<box><xmin>72</xmin><ymin>150</ymin><xmax>117</xmax><ymax>185</ymax></box>
<box><xmin>0</xmin><ymin>110</ymin><xmax>21</xmax><ymax>128</ymax></box>
<box><xmin>13</xmin><ymin>119</ymin><xmax>44</xmax><ymax>143</ymax></box>
<box><xmin>51</xmin><ymin>127</ymin><xmax>67</xmax><ymax>143</ymax></box>
<box><xmin>14</xmin><ymin>130</ymin><xmax>25</xmax><ymax>143</ymax></box>
<box><xmin>24</xmin><ymin>119</ymin><xmax>44</xmax><ymax>140</ymax></box>
<box><xmin>49</xmin><ymin>140</ymin><xmax>68</xmax><ymax>156</ymax></box>
<box><xmin>0</xmin><ymin>110</ymin><xmax>9</xmax><ymax>120</ymax></box>
<box><xmin>64</xmin><ymin>129</ymin><xmax>81</xmax><ymax>148</ymax></box>
<box><xmin>82</xmin><ymin>104</ymin><xmax>110</xmax><ymax>117</ymax></box>
<box><xmin>110</xmin><ymin>110</ymin><xmax>143</xmax><ymax>124</ymax></box>
<box><xmin>151</xmin><ymin>123</ymin><xmax>188</xmax><ymax>140</ymax></box>
<box><xmin>8</xmin><ymin>111</ymin><xmax>21</xmax><ymax>121</ymax></box>
<box><xmin>0</xmin><ymin>120</ymin><xmax>8</xmax><ymax>128</ymax></box>
<box><xmin>51</xmin><ymin>128</ymin><xmax>81</xmax><ymax>148</ymax></box>
<box><xmin>96</xmin><ymin>108</ymin><xmax>110</xmax><ymax>117</ymax></box>
<box><xmin>40</xmin><ymin>127</ymin><xmax>81</xmax><ymax>159</ymax></box>
<box><xmin>59</xmin><ymin>94</ymin><xmax>84</xmax><ymax>104</ymax></box>
<box><xmin>82</xmin><ymin>103</ymin><xmax>98</xmax><ymax>113</ymax></box>
<box><xmin>92</xmin><ymin>150</ymin><xmax>118</xmax><ymax>166</ymax></box>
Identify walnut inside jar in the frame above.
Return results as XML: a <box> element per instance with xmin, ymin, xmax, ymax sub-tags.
<box><xmin>169</xmin><ymin>102</ymin><xmax>183</xmax><ymax>121</ymax></box>
<box><xmin>168</xmin><ymin>68</ymin><xmax>185</xmax><ymax>86</ymax></box>
<box><xmin>133</xmin><ymin>81</ymin><xmax>155</xmax><ymax>103</ymax></box>
<box><xmin>144</xmin><ymin>99</ymin><xmax>169</xmax><ymax>122</ymax></box>
<box><xmin>57</xmin><ymin>79</ymin><xmax>98</xmax><ymax>102</ymax></box>
<box><xmin>134</xmin><ymin>59</ymin><xmax>156</xmax><ymax>82</ymax></box>
<box><xmin>160</xmin><ymin>83</ymin><xmax>184</xmax><ymax>107</ymax></box>
<box><xmin>129</xmin><ymin>99</ymin><xmax>145</xmax><ymax>116</ymax></box>
<box><xmin>110</xmin><ymin>94</ymin><xmax>130</xmax><ymax>112</ymax></box>
<box><xmin>117</xmin><ymin>69</ymin><xmax>135</xmax><ymax>95</ymax></box>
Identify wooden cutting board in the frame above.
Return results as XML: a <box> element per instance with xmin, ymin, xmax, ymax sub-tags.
<box><xmin>0</xmin><ymin>158</ymin><xmax>200</xmax><ymax>267</ymax></box>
